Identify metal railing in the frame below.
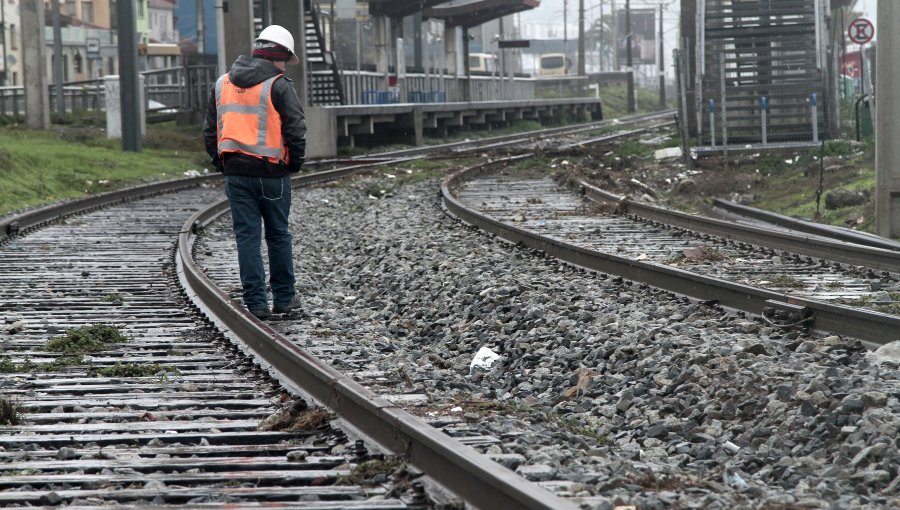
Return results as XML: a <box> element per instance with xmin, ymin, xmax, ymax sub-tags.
<box><xmin>0</xmin><ymin>65</ymin><xmax>219</xmax><ymax>120</ymax></box>
<box><xmin>0</xmin><ymin>66</ymin><xmax>596</xmax><ymax>119</ymax></box>
<box><xmin>339</xmin><ymin>70</ymin><xmax>546</xmax><ymax>105</ymax></box>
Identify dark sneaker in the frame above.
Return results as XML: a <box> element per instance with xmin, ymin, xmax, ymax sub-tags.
<box><xmin>249</xmin><ymin>308</ymin><xmax>271</xmax><ymax>320</ymax></box>
<box><xmin>273</xmin><ymin>296</ymin><xmax>302</xmax><ymax>314</ymax></box>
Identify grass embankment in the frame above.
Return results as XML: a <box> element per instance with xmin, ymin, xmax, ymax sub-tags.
<box><xmin>0</xmin><ymin>121</ymin><xmax>208</xmax><ymax>216</ymax></box>
<box><xmin>665</xmin><ymin>138</ymin><xmax>878</xmax><ymax>233</ymax></box>
<box><xmin>598</xmin><ymin>84</ymin><xmax>673</xmax><ymax>118</ymax></box>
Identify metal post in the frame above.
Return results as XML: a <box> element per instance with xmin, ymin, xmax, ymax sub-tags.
<box><xmin>625</xmin><ymin>0</ymin><xmax>632</xmax><ymax>70</ymax></box>
<box><xmin>719</xmin><ymin>52</ymin><xmax>727</xmax><ymax>159</ymax></box>
<box><xmin>709</xmin><ymin>99</ymin><xmax>715</xmax><ymax>147</ymax></box>
<box><xmin>578</xmin><ymin>0</ymin><xmax>585</xmax><ymax>76</ymax></box>
<box><xmin>811</xmin><ymin>93</ymin><xmax>818</xmax><ymax>143</ymax></box>
<box><xmin>658</xmin><ymin>3</ymin><xmax>665</xmax><ymax>108</ymax></box>
<box><xmin>117</xmin><ymin>0</ymin><xmax>141</xmax><ymax>151</ymax></box>
<box><xmin>356</xmin><ymin>19</ymin><xmax>362</xmax><ymax>73</ymax></box>
<box><xmin>761</xmin><ymin>96</ymin><xmax>767</xmax><ymax>145</ymax></box>
<box><xmin>396</xmin><ymin>37</ymin><xmax>406</xmax><ymax>102</ymax></box>
<box><xmin>564</xmin><ymin>0</ymin><xmax>568</xmax><ymax>70</ymax></box>
<box><xmin>0</xmin><ymin>0</ymin><xmax>8</xmax><ymax>86</ymax></box>
<box><xmin>51</xmin><ymin>0</ymin><xmax>64</xmax><ymax>118</ymax></box>
<box><xmin>413</xmin><ymin>12</ymin><xmax>423</xmax><ymax>71</ymax></box>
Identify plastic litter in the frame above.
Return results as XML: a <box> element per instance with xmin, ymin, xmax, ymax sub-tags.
<box><xmin>723</xmin><ymin>470</ymin><xmax>749</xmax><ymax>490</ymax></box>
<box><xmin>469</xmin><ymin>346</ymin><xmax>501</xmax><ymax>375</ymax></box>
<box><xmin>867</xmin><ymin>340</ymin><xmax>900</xmax><ymax>365</ymax></box>
<box><xmin>654</xmin><ymin>147</ymin><xmax>683</xmax><ymax>160</ymax></box>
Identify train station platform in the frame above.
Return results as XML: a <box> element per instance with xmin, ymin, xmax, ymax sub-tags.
<box><xmin>305</xmin><ymin>97</ymin><xmax>602</xmax><ymax>157</ymax></box>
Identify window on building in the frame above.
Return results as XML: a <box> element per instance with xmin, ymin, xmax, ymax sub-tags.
<box><xmin>65</xmin><ymin>0</ymin><xmax>76</xmax><ymax>17</ymax></box>
<box><xmin>138</xmin><ymin>0</ymin><xmax>144</xmax><ymax>17</ymax></box>
<box><xmin>12</xmin><ymin>72</ymin><xmax>17</xmax><ymax>86</ymax></box>
<box><xmin>82</xmin><ymin>2</ymin><xmax>93</xmax><ymax>23</ymax></box>
<box><xmin>10</xmin><ymin>24</ymin><xmax>16</xmax><ymax>50</ymax></box>
<box><xmin>74</xmin><ymin>53</ymin><xmax>83</xmax><ymax>74</ymax></box>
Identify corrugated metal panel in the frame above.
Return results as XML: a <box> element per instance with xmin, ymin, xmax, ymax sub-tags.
<box><xmin>700</xmin><ymin>0</ymin><xmax>825</xmax><ymax>144</ymax></box>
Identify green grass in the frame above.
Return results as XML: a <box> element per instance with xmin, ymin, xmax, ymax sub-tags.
<box><xmin>0</xmin><ymin>398</ymin><xmax>24</xmax><ymax>426</ymax></box>
<box><xmin>88</xmin><ymin>362</ymin><xmax>178</xmax><ymax>378</ymax></box>
<box><xmin>0</xmin><ymin>123</ymin><xmax>208</xmax><ymax>216</ymax></box>
<box><xmin>599</xmin><ymin>84</ymin><xmax>672</xmax><ymax>119</ymax></box>
<box><xmin>42</xmin><ymin>325</ymin><xmax>131</xmax><ymax>354</ymax></box>
<box><xmin>0</xmin><ymin>354</ymin><xmax>85</xmax><ymax>373</ymax></box>
<box><xmin>745</xmin><ymin>139</ymin><xmax>876</xmax><ymax>231</ymax></box>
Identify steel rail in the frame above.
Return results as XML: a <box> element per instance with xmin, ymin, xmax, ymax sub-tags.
<box><xmin>176</xmin><ymin>195</ymin><xmax>579</xmax><ymax>510</ymax></box>
<box><xmin>579</xmin><ymin>182</ymin><xmax>900</xmax><ymax>274</ymax></box>
<box><xmin>559</xmin><ymin>123</ymin><xmax>676</xmax><ymax>150</ymax></box>
<box><xmin>0</xmin><ymin>174</ymin><xmax>221</xmax><ymax>244</ymax></box>
<box><xmin>355</xmin><ymin>110</ymin><xmax>677</xmax><ymax>159</ymax></box>
<box><xmin>712</xmin><ymin>198</ymin><xmax>900</xmax><ymax>252</ymax></box>
<box><xmin>1</xmin><ymin>108</ymin><xmax>676</xmax><ymax>246</ymax></box>
<box><xmin>0</xmin><ymin>157</ymin><xmax>417</xmax><ymax>245</ymax></box>
<box><xmin>443</xmin><ymin>163</ymin><xmax>900</xmax><ymax>348</ymax></box>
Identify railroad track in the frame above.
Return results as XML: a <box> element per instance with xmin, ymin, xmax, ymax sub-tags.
<box><xmin>0</xmin><ymin>186</ymin><xmax>427</xmax><ymax>508</ymax></box>
<box><xmin>3</xmin><ymin>114</ymin><xmax>682</xmax><ymax>509</ymax></box>
<box><xmin>9</xmin><ymin>109</ymin><xmax>895</xmax><ymax>509</ymax></box>
<box><xmin>443</xmin><ymin>158</ymin><xmax>900</xmax><ymax>347</ymax></box>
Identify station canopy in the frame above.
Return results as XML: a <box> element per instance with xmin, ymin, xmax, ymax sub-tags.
<box><xmin>368</xmin><ymin>0</ymin><xmax>456</xmax><ymax>18</ymax></box>
<box><xmin>423</xmin><ymin>0</ymin><xmax>540</xmax><ymax>29</ymax></box>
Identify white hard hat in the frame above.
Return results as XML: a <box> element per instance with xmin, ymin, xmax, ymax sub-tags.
<box><xmin>255</xmin><ymin>25</ymin><xmax>300</xmax><ymax>65</ymax></box>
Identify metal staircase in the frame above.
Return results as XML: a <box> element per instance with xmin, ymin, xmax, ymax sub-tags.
<box><xmin>304</xmin><ymin>0</ymin><xmax>346</xmax><ymax>106</ymax></box>
<box><xmin>700</xmin><ymin>0</ymin><xmax>824</xmax><ymax>145</ymax></box>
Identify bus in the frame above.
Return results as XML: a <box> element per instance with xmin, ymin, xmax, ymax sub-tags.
<box><xmin>469</xmin><ymin>53</ymin><xmax>497</xmax><ymax>74</ymax></box>
<box><xmin>538</xmin><ymin>53</ymin><xmax>569</xmax><ymax>76</ymax></box>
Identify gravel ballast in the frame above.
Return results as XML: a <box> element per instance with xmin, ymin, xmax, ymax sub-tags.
<box><xmin>197</xmin><ymin>174</ymin><xmax>900</xmax><ymax>509</ymax></box>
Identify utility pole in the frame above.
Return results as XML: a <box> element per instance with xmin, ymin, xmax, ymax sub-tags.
<box><xmin>578</xmin><ymin>0</ymin><xmax>585</xmax><ymax>76</ymax></box>
<box><xmin>51</xmin><ymin>0</ymin><xmax>64</xmax><ymax>118</ymax></box>
<box><xmin>118</xmin><ymin>0</ymin><xmax>142</xmax><ymax>151</ymax></box>
<box><xmin>564</xmin><ymin>0</ymin><xmax>568</xmax><ymax>71</ymax></box>
<box><xmin>625</xmin><ymin>0</ymin><xmax>632</xmax><ymax>70</ymax></box>
<box><xmin>876</xmin><ymin>0</ymin><xmax>900</xmax><ymax>237</ymax></box>
<box><xmin>658</xmin><ymin>3</ymin><xmax>665</xmax><ymax>108</ymax></box>
<box><xmin>22</xmin><ymin>0</ymin><xmax>49</xmax><ymax>129</ymax></box>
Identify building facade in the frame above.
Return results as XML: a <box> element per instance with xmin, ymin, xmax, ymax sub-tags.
<box><xmin>0</xmin><ymin>0</ymin><xmax>173</xmax><ymax>87</ymax></box>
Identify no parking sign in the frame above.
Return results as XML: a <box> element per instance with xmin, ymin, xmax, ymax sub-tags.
<box><xmin>848</xmin><ymin>18</ymin><xmax>874</xmax><ymax>45</ymax></box>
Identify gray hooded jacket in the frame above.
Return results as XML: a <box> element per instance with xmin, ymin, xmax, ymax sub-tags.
<box><xmin>202</xmin><ymin>55</ymin><xmax>306</xmax><ymax>178</ymax></box>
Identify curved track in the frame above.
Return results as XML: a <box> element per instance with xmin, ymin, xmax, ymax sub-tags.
<box><xmin>5</xmin><ymin>110</ymin><xmax>895</xmax><ymax>509</ymax></box>
<box><xmin>443</xmin><ymin>161</ymin><xmax>900</xmax><ymax>347</ymax></box>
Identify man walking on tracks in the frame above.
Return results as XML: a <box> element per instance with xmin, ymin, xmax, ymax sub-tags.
<box><xmin>203</xmin><ymin>25</ymin><xmax>305</xmax><ymax>319</ymax></box>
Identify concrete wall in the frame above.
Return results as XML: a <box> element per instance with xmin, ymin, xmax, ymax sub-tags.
<box><xmin>305</xmin><ymin>107</ymin><xmax>338</xmax><ymax>159</ymax></box>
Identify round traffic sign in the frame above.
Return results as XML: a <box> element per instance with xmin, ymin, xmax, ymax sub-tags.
<box><xmin>848</xmin><ymin>18</ymin><xmax>874</xmax><ymax>45</ymax></box>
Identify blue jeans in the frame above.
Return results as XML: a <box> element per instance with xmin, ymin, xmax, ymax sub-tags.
<box><xmin>225</xmin><ymin>175</ymin><xmax>296</xmax><ymax>311</ymax></box>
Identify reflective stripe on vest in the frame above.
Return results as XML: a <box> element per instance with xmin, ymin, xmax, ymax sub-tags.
<box><xmin>214</xmin><ymin>74</ymin><xmax>286</xmax><ymax>162</ymax></box>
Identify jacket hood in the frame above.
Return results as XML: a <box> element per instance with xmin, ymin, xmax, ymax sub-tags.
<box><xmin>227</xmin><ymin>55</ymin><xmax>283</xmax><ymax>88</ymax></box>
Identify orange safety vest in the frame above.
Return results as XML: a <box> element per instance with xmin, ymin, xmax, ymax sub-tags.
<box><xmin>214</xmin><ymin>74</ymin><xmax>288</xmax><ymax>164</ymax></box>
